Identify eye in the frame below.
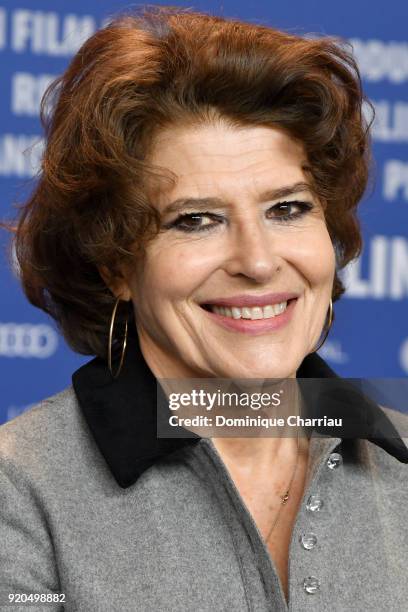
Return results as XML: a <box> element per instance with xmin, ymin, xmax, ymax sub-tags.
<box><xmin>266</xmin><ymin>200</ymin><xmax>313</xmax><ymax>222</ymax></box>
<box><xmin>164</xmin><ymin>212</ymin><xmax>222</xmax><ymax>233</ymax></box>
<box><xmin>162</xmin><ymin>200</ymin><xmax>314</xmax><ymax>234</ymax></box>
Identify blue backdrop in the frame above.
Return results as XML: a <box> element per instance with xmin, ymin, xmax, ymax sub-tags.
<box><xmin>1</xmin><ymin>0</ymin><xmax>407</xmax><ymax>424</ymax></box>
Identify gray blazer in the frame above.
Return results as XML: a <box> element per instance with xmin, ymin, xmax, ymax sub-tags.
<box><xmin>1</xmin><ymin>336</ymin><xmax>408</xmax><ymax>612</ymax></box>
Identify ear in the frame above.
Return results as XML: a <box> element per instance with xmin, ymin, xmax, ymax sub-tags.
<box><xmin>98</xmin><ymin>265</ymin><xmax>132</xmax><ymax>302</ymax></box>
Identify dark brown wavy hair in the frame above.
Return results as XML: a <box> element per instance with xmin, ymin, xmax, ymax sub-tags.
<box><xmin>2</xmin><ymin>5</ymin><xmax>373</xmax><ymax>358</ymax></box>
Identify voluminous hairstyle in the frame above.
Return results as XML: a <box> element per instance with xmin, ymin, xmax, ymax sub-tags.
<box><xmin>5</xmin><ymin>5</ymin><xmax>373</xmax><ymax>358</ymax></box>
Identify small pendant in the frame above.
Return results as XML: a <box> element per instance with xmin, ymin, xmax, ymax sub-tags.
<box><xmin>281</xmin><ymin>491</ymin><xmax>289</xmax><ymax>504</ymax></box>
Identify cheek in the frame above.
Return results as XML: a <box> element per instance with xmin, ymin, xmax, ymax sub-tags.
<box><xmin>286</xmin><ymin>228</ymin><xmax>336</xmax><ymax>287</ymax></box>
<box><xmin>135</xmin><ymin>241</ymin><xmax>218</xmax><ymax>301</ymax></box>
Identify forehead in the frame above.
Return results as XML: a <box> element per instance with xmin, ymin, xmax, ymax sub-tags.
<box><xmin>145</xmin><ymin>123</ymin><xmax>309</xmax><ymax>201</ymax></box>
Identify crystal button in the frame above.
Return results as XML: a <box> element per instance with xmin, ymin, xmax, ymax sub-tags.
<box><xmin>327</xmin><ymin>452</ymin><xmax>342</xmax><ymax>469</ymax></box>
<box><xmin>306</xmin><ymin>494</ymin><xmax>324</xmax><ymax>512</ymax></box>
<box><xmin>299</xmin><ymin>532</ymin><xmax>317</xmax><ymax>550</ymax></box>
<box><xmin>303</xmin><ymin>576</ymin><xmax>320</xmax><ymax>594</ymax></box>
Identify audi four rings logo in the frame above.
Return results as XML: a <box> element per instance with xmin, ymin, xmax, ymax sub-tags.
<box><xmin>0</xmin><ymin>323</ymin><xmax>58</xmax><ymax>358</ymax></box>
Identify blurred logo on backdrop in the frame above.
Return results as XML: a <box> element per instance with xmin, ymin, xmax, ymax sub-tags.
<box><xmin>340</xmin><ymin>236</ymin><xmax>408</xmax><ymax>300</ymax></box>
<box><xmin>0</xmin><ymin>323</ymin><xmax>58</xmax><ymax>358</ymax></box>
<box><xmin>400</xmin><ymin>338</ymin><xmax>408</xmax><ymax>375</ymax></box>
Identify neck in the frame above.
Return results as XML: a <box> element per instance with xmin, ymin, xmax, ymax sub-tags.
<box><xmin>211</xmin><ymin>432</ymin><xmax>308</xmax><ymax>473</ymax></box>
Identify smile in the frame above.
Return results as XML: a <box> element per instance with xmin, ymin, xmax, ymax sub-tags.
<box><xmin>207</xmin><ymin>301</ymin><xmax>288</xmax><ymax>320</ymax></box>
<box><xmin>200</xmin><ymin>298</ymin><xmax>298</xmax><ymax>335</ymax></box>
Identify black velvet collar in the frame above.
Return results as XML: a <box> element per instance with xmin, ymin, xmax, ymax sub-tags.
<box><xmin>72</xmin><ymin>326</ymin><xmax>408</xmax><ymax>488</ymax></box>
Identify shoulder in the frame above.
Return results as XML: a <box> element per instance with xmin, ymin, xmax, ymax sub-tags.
<box><xmin>380</xmin><ymin>404</ymin><xmax>408</xmax><ymax>447</ymax></box>
<box><xmin>362</xmin><ymin>404</ymin><xmax>408</xmax><ymax>476</ymax></box>
<box><xmin>0</xmin><ymin>387</ymin><xmax>102</xmax><ymax>486</ymax></box>
<box><xmin>0</xmin><ymin>386</ymin><xmax>81</xmax><ymax>452</ymax></box>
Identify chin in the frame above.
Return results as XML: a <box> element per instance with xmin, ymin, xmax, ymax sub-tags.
<box><xmin>220</xmin><ymin>361</ymin><xmax>297</xmax><ymax>381</ymax></box>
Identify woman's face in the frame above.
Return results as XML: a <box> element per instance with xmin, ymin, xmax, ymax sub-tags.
<box><xmin>115</xmin><ymin>122</ymin><xmax>336</xmax><ymax>379</ymax></box>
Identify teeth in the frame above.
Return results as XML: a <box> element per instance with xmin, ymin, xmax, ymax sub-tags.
<box><xmin>231</xmin><ymin>307</ymin><xmax>241</xmax><ymax>319</ymax></box>
<box><xmin>273</xmin><ymin>302</ymin><xmax>285</xmax><ymax>315</ymax></box>
<box><xmin>263</xmin><ymin>305</ymin><xmax>275</xmax><ymax>318</ymax></box>
<box><xmin>211</xmin><ymin>301</ymin><xmax>288</xmax><ymax>320</ymax></box>
<box><xmin>250</xmin><ymin>307</ymin><xmax>263</xmax><ymax>320</ymax></box>
<box><xmin>242</xmin><ymin>307</ymin><xmax>252</xmax><ymax>319</ymax></box>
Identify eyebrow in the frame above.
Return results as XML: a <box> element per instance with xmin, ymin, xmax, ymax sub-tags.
<box><xmin>161</xmin><ymin>181</ymin><xmax>315</xmax><ymax>215</ymax></box>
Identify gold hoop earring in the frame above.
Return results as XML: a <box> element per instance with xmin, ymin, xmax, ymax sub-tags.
<box><xmin>313</xmin><ymin>298</ymin><xmax>333</xmax><ymax>353</ymax></box>
<box><xmin>108</xmin><ymin>296</ymin><xmax>128</xmax><ymax>379</ymax></box>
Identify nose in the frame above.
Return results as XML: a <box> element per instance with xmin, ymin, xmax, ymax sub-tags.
<box><xmin>223</xmin><ymin>217</ymin><xmax>282</xmax><ymax>282</ymax></box>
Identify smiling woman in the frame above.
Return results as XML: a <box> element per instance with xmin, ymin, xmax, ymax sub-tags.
<box><xmin>1</xmin><ymin>5</ymin><xmax>408</xmax><ymax>612</ymax></box>
<box><xmin>109</xmin><ymin>123</ymin><xmax>336</xmax><ymax>381</ymax></box>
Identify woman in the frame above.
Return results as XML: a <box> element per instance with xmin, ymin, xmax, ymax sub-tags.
<box><xmin>1</xmin><ymin>6</ymin><xmax>407</xmax><ymax>611</ymax></box>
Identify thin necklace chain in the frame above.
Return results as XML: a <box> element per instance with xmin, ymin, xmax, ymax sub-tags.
<box><xmin>265</xmin><ymin>432</ymin><xmax>300</xmax><ymax>543</ymax></box>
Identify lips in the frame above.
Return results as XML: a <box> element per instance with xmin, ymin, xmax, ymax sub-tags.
<box><xmin>200</xmin><ymin>294</ymin><xmax>298</xmax><ymax>335</ymax></box>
